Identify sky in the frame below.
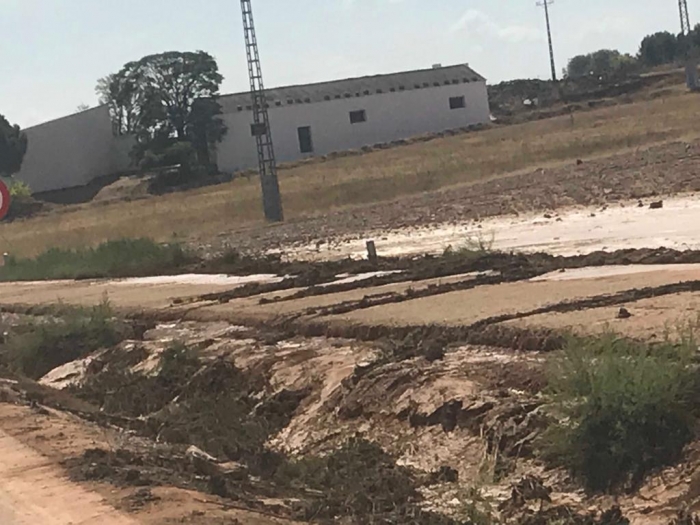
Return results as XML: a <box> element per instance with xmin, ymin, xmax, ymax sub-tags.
<box><xmin>0</xmin><ymin>0</ymin><xmax>694</xmax><ymax>128</ymax></box>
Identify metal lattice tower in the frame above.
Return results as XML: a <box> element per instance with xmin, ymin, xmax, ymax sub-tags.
<box><xmin>537</xmin><ymin>0</ymin><xmax>557</xmax><ymax>82</ymax></box>
<box><xmin>240</xmin><ymin>0</ymin><xmax>283</xmax><ymax>222</ymax></box>
<box><xmin>680</xmin><ymin>0</ymin><xmax>691</xmax><ymax>35</ymax></box>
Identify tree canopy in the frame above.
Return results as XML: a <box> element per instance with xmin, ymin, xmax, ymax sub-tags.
<box><xmin>639</xmin><ymin>31</ymin><xmax>681</xmax><ymax>67</ymax></box>
<box><xmin>98</xmin><ymin>51</ymin><xmax>227</xmax><ymax>173</ymax></box>
<box><xmin>0</xmin><ymin>114</ymin><xmax>28</xmax><ymax>177</ymax></box>
<box><xmin>566</xmin><ymin>49</ymin><xmax>639</xmax><ymax>79</ymax></box>
<box><xmin>565</xmin><ymin>23</ymin><xmax>700</xmax><ymax>81</ymax></box>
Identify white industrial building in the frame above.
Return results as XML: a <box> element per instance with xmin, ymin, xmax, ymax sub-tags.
<box><xmin>17</xmin><ymin>63</ymin><xmax>490</xmax><ymax>195</ymax></box>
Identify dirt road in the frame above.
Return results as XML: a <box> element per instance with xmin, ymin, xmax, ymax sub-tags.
<box><xmin>0</xmin><ymin>429</ymin><xmax>138</xmax><ymax>525</ymax></box>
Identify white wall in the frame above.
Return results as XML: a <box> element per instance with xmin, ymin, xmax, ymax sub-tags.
<box><xmin>16</xmin><ymin>106</ymin><xmax>133</xmax><ymax>193</ymax></box>
<box><xmin>217</xmin><ymin>81</ymin><xmax>490</xmax><ymax>173</ymax></box>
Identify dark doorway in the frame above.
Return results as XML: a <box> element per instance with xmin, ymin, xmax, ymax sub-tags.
<box><xmin>298</xmin><ymin>126</ymin><xmax>313</xmax><ymax>153</ymax></box>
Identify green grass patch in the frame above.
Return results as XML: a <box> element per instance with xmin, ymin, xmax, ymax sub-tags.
<box><xmin>541</xmin><ymin>333</ymin><xmax>698</xmax><ymax>493</ymax></box>
<box><xmin>0</xmin><ymin>238</ymin><xmax>193</xmax><ymax>281</ymax></box>
<box><xmin>1</xmin><ymin>302</ymin><xmax>131</xmax><ymax>379</ymax></box>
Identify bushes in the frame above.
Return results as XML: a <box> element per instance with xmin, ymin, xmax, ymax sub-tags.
<box><xmin>0</xmin><ymin>238</ymin><xmax>193</xmax><ymax>281</ymax></box>
<box><xmin>1</xmin><ymin>302</ymin><xmax>130</xmax><ymax>379</ymax></box>
<box><xmin>541</xmin><ymin>334</ymin><xmax>698</xmax><ymax>492</ymax></box>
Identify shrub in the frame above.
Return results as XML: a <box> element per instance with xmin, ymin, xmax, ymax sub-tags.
<box><xmin>1</xmin><ymin>302</ymin><xmax>130</xmax><ymax>379</ymax></box>
<box><xmin>541</xmin><ymin>334</ymin><xmax>698</xmax><ymax>492</ymax></box>
<box><xmin>443</xmin><ymin>233</ymin><xmax>495</xmax><ymax>259</ymax></box>
<box><xmin>8</xmin><ymin>180</ymin><xmax>31</xmax><ymax>199</ymax></box>
<box><xmin>0</xmin><ymin>238</ymin><xmax>193</xmax><ymax>281</ymax></box>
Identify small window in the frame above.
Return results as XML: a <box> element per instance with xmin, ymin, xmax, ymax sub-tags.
<box><xmin>298</xmin><ymin>126</ymin><xmax>313</xmax><ymax>154</ymax></box>
<box><xmin>449</xmin><ymin>96</ymin><xmax>466</xmax><ymax>110</ymax></box>
<box><xmin>349</xmin><ymin>110</ymin><xmax>367</xmax><ymax>124</ymax></box>
<box><xmin>251</xmin><ymin>122</ymin><xmax>267</xmax><ymax>137</ymax></box>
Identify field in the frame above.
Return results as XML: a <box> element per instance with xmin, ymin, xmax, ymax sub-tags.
<box><xmin>1</xmin><ymin>78</ymin><xmax>698</xmax><ymax>257</ymax></box>
<box><xmin>5</xmin><ymin>75</ymin><xmax>700</xmax><ymax>524</ymax></box>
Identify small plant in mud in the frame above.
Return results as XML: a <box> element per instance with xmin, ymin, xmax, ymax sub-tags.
<box><xmin>541</xmin><ymin>334</ymin><xmax>698</xmax><ymax>493</ymax></box>
<box><xmin>0</xmin><ymin>301</ymin><xmax>131</xmax><ymax>380</ymax></box>
<box><xmin>443</xmin><ymin>232</ymin><xmax>495</xmax><ymax>259</ymax></box>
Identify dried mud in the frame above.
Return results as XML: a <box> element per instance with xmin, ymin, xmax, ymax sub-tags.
<box><xmin>208</xmin><ymin>141</ymin><xmax>700</xmax><ymax>255</ymax></box>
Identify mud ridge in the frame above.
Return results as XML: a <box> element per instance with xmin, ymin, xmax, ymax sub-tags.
<box><xmin>468</xmin><ymin>278</ymin><xmax>700</xmax><ymax>330</ymax></box>
<box><xmin>188</xmin><ymin>248</ymin><xmax>700</xmax><ymax>306</ymax></box>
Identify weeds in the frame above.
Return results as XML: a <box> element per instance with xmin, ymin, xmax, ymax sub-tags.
<box><xmin>443</xmin><ymin>232</ymin><xmax>496</xmax><ymax>260</ymax></box>
<box><xmin>541</xmin><ymin>334</ymin><xmax>698</xmax><ymax>492</ymax></box>
<box><xmin>1</xmin><ymin>301</ymin><xmax>130</xmax><ymax>379</ymax></box>
<box><xmin>0</xmin><ymin>238</ymin><xmax>193</xmax><ymax>281</ymax></box>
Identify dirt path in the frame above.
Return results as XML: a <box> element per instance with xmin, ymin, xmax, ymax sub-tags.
<box><xmin>0</xmin><ymin>429</ymin><xmax>138</xmax><ymax>525</ymax></box>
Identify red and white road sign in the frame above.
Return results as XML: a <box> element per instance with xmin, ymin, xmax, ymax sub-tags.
<box><xmin>0</xmin><ymin>181</ymin><xmax>11</xmax><ymax>221</ymax></box>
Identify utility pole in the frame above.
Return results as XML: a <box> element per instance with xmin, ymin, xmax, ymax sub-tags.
<box><xmin>678</xmin><ymin>0</ymin><xmax>698</xmax><ymax>90</ymax></box>
<box><xmin>680</xmin><ymin>0</ymin><xmax>691</xmax><ymax>35</ymax></box>
<box><xmin>240</xmin><ymin>0</ymin><xmax>284</xmax><ymax>222</ymax></box>
<box><xmin>537</xmin><ymin>0</ymin><xmax>558</xmax><ymax>82</ymax></box>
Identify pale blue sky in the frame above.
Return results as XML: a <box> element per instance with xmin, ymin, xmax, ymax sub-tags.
<box><xmin>0</xmin><ymin>0</ymin><xmax>692</xmax><ymax>128</ymax></box>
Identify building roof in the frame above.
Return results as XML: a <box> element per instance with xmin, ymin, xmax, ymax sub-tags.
<box><xmin>219</xmin><ymin>63</ymin><xmax>485</xmax><ymax>112</ymax></box>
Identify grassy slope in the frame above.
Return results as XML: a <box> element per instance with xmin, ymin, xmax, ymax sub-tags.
<box><xmin>1</xmin><ymin>84</ymin><xmax>698</xmax><ymax>257</ymax></box>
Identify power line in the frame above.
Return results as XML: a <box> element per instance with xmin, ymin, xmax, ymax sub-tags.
<box><xmin>240</xmin><ymin>0</ymin><xmax>284</xmax><ymax>223</ymax></box>
<box><xmin>537</xmin><ymin>0</ymin><xmax>558</xmax><ymax>82</ymax></box>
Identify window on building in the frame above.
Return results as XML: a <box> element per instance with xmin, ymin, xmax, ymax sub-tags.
<box><xmin>298</xmin><ymin>126</ymin><xmax>313</xmax><ymax>153</ymax></box>
<box><xmin>449</xmin><ymin>96</ymin><xmax>466</xmax><ymax>110</ymax></box>
<box><xmin>349</xmin><ymin>110</ymin><xmax>367</xmax><ymax>124</ymax></box>
<box><xmin>251</xmin><ymin>122</ymin><xmax>267</xmax><ymax>137</ymax></box>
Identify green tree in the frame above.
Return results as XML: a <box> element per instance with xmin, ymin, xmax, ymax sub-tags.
<box><xmin>0</xmin><ymin>114</ymin><xmax>28</xmax><ymax>177</ymax></box>
<box><xmin>639</xmin><ymin>31</ymin><xmax>679</xmax><ymax>67</ymax></box>
<box><xmin>567</xmin><ymin>54</ymin><xmax>593</xmax><ymax>78</ymax></box>
<box><xmin>98</xmin><ymin>51</ymin><xmax>227</xmax><ymax>173</ymax></box>
<box><xmin>566</xmin><ymin>49</ymin><xmax>639</xmax><ymax>79</ymax></box>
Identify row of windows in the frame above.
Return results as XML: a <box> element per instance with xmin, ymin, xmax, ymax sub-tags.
<box><xmin>252</xmin><ymin>96</ymin><xmax>469</xmax><ymax>154</ymax></box>
<box><xmin>348</xmin><ymin>97</ymin><xmax>466</xmax><ymax>125</ymax></box>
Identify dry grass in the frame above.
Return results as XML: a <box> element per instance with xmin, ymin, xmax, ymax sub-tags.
<box><xmin>2</xmin><ymin>84</ymin><xmax>699</xmax><ymax>257</ymax></box>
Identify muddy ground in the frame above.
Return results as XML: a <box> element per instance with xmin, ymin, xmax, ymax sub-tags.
<box><xmin>205</xmin><ymin>140</ymin><xmax>700</xmax><ymax>256</ymax></box>
<box><xmin>4</xmin><ymin>245</ymin><xmax>700</xmax><ymax>523</ymax></box>
<box><xmin>0</xmin><ymin>313</ymin><xmax>640</xmax><ymax>525</ymax></box>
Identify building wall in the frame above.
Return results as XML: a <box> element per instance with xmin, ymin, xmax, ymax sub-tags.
<box><xmin>217</xmin><ymin>81</ymin><xmax>490</xmax><ymax>173</ymax></box>
<box><xmin>16</xmin><ymin>106</ymin><xmax>133</xmax><ymax>193</ymax></box>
